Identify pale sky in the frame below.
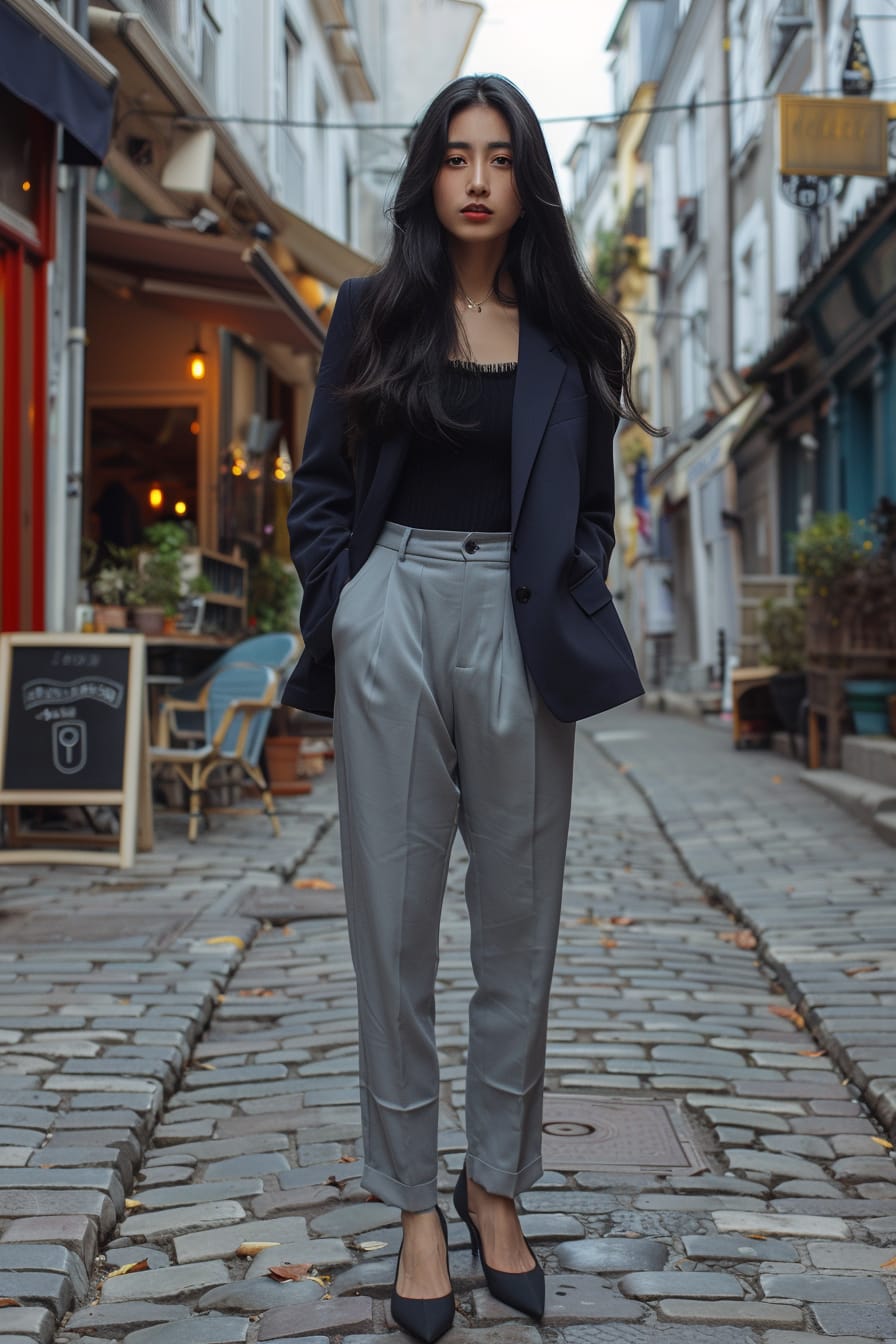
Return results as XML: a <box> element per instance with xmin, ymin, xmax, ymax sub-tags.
<box><xmin>461</xmin><ymin>0</ymin><xmax>620</xmax><ymax>203</ymax></box>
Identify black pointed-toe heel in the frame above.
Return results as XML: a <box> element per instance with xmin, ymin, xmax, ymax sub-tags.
<box><xmin>390</xmin><ymin>1204</ymin><xmax>455</xmax><ymax>1344</ymax></box>
<box><xmin>452</xmin><ymin>1163</ymin><xmax>545</xmax><ymax>1320</ymax></box>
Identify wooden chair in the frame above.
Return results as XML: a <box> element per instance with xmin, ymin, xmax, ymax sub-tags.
<box><xmin>150</xmin><ymin>663</ymin><xmax>281</xmax><ymax>842</ymax></box>
<box><xmin>157</xmin><ymin>632</ymin><xmax>301</xmax><ymax>746</ymax></box>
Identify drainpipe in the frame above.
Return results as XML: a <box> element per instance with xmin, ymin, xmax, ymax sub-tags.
<box><xmin>45</xmin><ymin>0</ymin><xmax>89</xmax><ymax>631</ymax></box>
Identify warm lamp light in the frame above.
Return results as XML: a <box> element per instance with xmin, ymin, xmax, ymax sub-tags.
<box><xmin>174</xmin><ymin>500</ymin><xmax>187</xmax><ymax>516</ymax></box>
<box><xmin>188</xmin><ymin>340</ymin><xmax>207</xmax><ymax>381</ymax></box>
<box><xmin>149</xmin><ymin>485</ymin><xmax>163</xmax><ymax>509</ymax></box>
<box><xmin>22</xmin><ymin>180</ymin><xmax>31</xmax><ymax>192</ymax></box>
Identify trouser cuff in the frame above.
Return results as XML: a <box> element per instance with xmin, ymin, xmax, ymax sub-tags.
<box><xmin>466</xmin><ymin>1151</ymin><xmax>543</xmax><ymax>1197</ymax></box>
<box><xmin>361</xmin><ymin>1162</ymin><xmax>439</xmax><ymax>1212</ymax></box>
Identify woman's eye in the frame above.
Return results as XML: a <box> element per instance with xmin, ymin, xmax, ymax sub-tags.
<box><xmin>493</xmin><ymin>156</ymin><xmax>513</xmax><ymax>167</ymax></box>
<box><xmin>445</xmin><ymin>156</ymin><xmax>466</xmax><ymax>167</ymax></box>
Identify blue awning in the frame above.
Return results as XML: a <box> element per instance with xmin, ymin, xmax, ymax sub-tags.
<box><xmin>0</xmin><ymin>1</ymin><xmax>118</xmax><ymax>166</ymax></box>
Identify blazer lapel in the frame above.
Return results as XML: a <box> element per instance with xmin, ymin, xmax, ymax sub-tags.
<box><xmin>511</xmin><ymin>310</ymin><xmax>566</xmax><ymax>537</ymax></box>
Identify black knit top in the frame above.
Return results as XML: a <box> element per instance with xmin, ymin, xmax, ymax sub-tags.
<box><xmin>385</xmin><ymin>360</ymin><xmax>517</xmax><ymax>532</ymax></box>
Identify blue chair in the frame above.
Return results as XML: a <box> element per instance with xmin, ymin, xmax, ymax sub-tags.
<box><xmin>158</xmin><ymin>632</ymin><xmax>301</xmax><ymax>745</ymax></box>
<box><xmin>150</xmin><ymin>663</ymin><xmax>281</xmax><ymax>842</ymax></box>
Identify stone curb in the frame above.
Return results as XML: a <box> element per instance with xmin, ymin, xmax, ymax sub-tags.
<box><xmin>592</xmin><ymin>729</ymin><xmax>896</xmax><ymax>1148</ymax></box>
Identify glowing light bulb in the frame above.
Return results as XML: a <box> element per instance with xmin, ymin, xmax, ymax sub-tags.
<box><xmin>189</xmin><ymin>352</ymin><xmax>206</xmax><ymax>381</ymax></box>
<box><xmin>149</xmin><ymin>486</ymin><xmax>163</xmax><ymax>509</ymax></box>
<box><xmin>174</xmin><ymin>500</ymin><xmax>187</xmax><ymax>516</ymax></box>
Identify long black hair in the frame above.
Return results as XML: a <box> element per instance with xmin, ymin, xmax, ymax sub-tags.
<box><xmin>343</xmin><ymin>74</ymin><xmax>660</xmax><ymax>439</ymax></box>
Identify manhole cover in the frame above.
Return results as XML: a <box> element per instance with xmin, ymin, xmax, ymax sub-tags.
<box><xmin>542</xmin><ymin>1094</ymin><xmax>706</xmax><ymax>1173</ymax></box>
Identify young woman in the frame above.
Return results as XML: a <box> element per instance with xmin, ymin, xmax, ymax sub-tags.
<box><xmin>283</xmin><ymin>74</ymin><xmax>656</xmax><ymax>1343</ymax></box>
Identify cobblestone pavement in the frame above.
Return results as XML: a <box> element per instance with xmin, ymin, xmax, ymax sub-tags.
<box><xmin>1</xmin><ymin>714</ymin><xmax>896</xmax><ymax>1343</ymax></box>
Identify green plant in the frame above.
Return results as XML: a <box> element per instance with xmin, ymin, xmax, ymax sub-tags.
<box><xmin>133</xmin><ymin>522</ymin><xmax>190</xmax><ymax>614</ymax></box>
<box><xmin>790</xmin><ymin>512</ymin><xmax>872</xmax><ymax>597</ymax></box>
<box><xmin>592</xmin><ymin>226</ymin><xmax>623</xmax><ymax>296</ymax></box>
<box><xmin>91</xmin><ymin>544</ymin><xmax>136</xmax><ymax>606</ymax></box>
<box><xmin>758</xmin><ymin>598</ymin><xmax>806</xmax><ymax>673</ymax></box>
<box><xmin>188</xmin><ymin>572</ymin><xmax>214</xmax><ymax>596</ymax></box>
<box><xmin>249</xmin><ymin>553</ymin><xmax>299</xmax><ymax>633</ymax></box>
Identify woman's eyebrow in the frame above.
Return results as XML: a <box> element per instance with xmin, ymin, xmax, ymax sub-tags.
<box><xmin>445</xmin><ymin>140</ymin><xmax>513</xmax><ymax>151</ymax></box>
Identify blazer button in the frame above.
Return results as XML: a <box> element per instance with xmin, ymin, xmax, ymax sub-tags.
<box><xmin>515</xmin><ymin>585</ymin><xmax>531</xmax><ymax>603</ymax></box>
<box><xmin>463</xmin><ymin>539</ymin><xmax>479</xmax><ymax>554</ymax></box>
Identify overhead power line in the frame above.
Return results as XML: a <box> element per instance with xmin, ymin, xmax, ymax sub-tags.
<box><xmin>165</xmin><ymin>79</ymin><xmax>896</xmax><ymax>135</ymax></box>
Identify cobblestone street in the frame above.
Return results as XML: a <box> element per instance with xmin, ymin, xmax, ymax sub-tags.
<box><xmin>2</xmin><ymin>709</ymin><xmax>896</xmax><ymax>1344</ymax></box>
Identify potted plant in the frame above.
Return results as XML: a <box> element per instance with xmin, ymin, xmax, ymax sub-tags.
<box><xmin>90</xmin><ymin>545</ymin><xmax>134</xmax><ymax>632</ymax></box>
<box><xmin>248</xmin><ymin>553</ymin><xmax>300</xmax><ymax>634</ymax></box>
<box><xmin>248</xmin><ymin>553</ymin><xmax>307</xmax><ymax>792</ymax></box>
<box><xmin>793</xmin><ymin>504</ymin><xmax>896</xmax><ymax>655</ymax></box>
<box><xmin>758</xmin><ymin>597</ymin><xmax>807</xmax><ymax>734</ymax></box>
<box><xmin>130</xmin><ymin>522</ymin><xmax>190</xmax><ymax>636</ymax></box>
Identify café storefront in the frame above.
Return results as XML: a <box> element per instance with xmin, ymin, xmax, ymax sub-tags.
<box><xmin>0</xmin><ymin>0</ymin><xmax>117</xmax><ymax>632</ymax></box>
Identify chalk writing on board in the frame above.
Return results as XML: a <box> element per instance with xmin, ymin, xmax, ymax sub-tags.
<box><xmin>22</xmin><ymin>677</ymin><xmax>125</xmax><ymax>712</ymax></box>
<box><xmin>52</xmin><ymin>721</ymin><xmax>88</xmax><ymax>774</ymax></box>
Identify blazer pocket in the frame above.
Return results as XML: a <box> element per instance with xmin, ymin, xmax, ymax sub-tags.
<box><xmin>549</xmin><ymin>394</ymin><xmax>589</xmax><ymax>426</ymax></box>
<box><xmin>569</xmin><ymin>565</ymin><xmax>613</xmax><ymax>616</ymax></box>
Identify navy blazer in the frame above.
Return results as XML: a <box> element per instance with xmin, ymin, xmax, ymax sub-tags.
<box><xmin>281</xmin><ymin>275</ymin><xmax>644</xmax><ymax>721</ymax></box>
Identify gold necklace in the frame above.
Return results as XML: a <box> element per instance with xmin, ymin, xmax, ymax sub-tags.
<box><xmin>460</xmin><ymin>286</ymin><xmax>494</xmax><ymax>314</ymax></box>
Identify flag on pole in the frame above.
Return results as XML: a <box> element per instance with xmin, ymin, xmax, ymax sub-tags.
<box><xmin>632</xmin><ymin>455</ymin><xmax>653</xmax><ymax>545</ymax></box>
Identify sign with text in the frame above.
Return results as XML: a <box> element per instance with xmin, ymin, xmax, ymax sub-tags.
<box><xmin>779</xmin><ymin>95</ymin><xmax>889</xmax><ymax>178</ymax></box>
<box><xmin>0</xmin><ymin>634</ymin><xmax>151</xmax><ymax>868</ymax></box>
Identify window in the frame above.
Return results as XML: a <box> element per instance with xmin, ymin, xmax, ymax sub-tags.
<box><xmin>276</xmin><ymin>20</ymin><xmax>306</xmax><ymax>213</ymax></box>
<box><xmin>314</xmin><ymin>84</ymin><xmax>329</xmax><ymax>224</ymax></box>
<box><xmin>343</xmin><ymin>155</ymin><xmax>353</xmax><ymax>243</ymax></box>
<box><xmin>199</xmin><ymin>3</ymin><xmax>219</xmax><ymax>100</ymax></box>
<box><xmin>284</xmin><ymin>21</ymin><xmax>303</xmax><ymax>122</ymax></box>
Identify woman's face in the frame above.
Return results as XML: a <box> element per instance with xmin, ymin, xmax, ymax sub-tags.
<box><xmin>432</xmin><ymin>103</ymin><xmax>522</xmax><ymax>246</ymax></box>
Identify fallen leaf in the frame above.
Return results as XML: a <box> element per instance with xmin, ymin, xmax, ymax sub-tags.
<box><xmin>617</xmin><ymin>763</ymin><xmax>632</xmax><ymax>774</ymax></box>
<box><xmin>338</xmin><ymin>1156</ymin><xmax>360</xmax><ymax>1164</ymax></box>
<box><xmin>357</xmin><ymin>1240</ymin><xmax>388</xmax><ymax>1251</ymax></box>
<box><xmin>0</xmin><ymin>1299</ymin><xmax>22</xmax><ymax>1308</ymax></box>
<box><xmin>610</xmin><ymin>915</ymin><xmax>636</xmax><ymax>926</ymax></box>
<box><xmin>771</xmin><ymin>774</ymin><xmax>782</xmax><ymax>784</ymax></box>
<box><xmin>798</xmin><ymin>1050</ymin><xmax>827</xmax><ymax>1058</ymax></box>
<box><xmin>734</xmin><ymin>930</ymin><xmax>758</xmax><ymax>950</ymax></box>
<box><xmin>193</xmin><ymin>1062</ymin><xmax>216</xmax><ymax>1070</ymax></box>
<box><xmin>105</xmin><ymin>1260</ymin><xmax>149</xmax><ymax>1279</ymax></box>
<box><xmin>743</xmin><ymin>1233</ymin><xmax>767</xmax><ymax>1240</ymax></box>
<box><xmin>577</xmin><ymin>915</ymin><xmax>601</xmax><ymax>926</ymax></box>
<box><xmin>268</xmin><ymin>1263</ymin><xmax>313</xmax><ymax>1282</ymax></box>
<box><xmin>281</xmin><ymin>925</ymin><xmax>295</xmax><ymax>936</ymax></box>
<box><xmin>600</xmin><ymin>937</ymin><xmax>618</xmax><ymax>949</ymax></box>
<box><xmin>844</xmin><ymin>964</ymin><xmax>879</xmax><ymax>976</ymax></box>
<box><xmin>872</xmin><ymin>1137</ymin><xmax>894</xmax><ymax>1150</ymax></box>
<box><xmin>293</xmin><ymin>878</ymin><xmax>336</xmax><ymax>889</ymax></box>
<box><xmin>769</xmin><ymin>1005</ymin><xmax>805</xmax><ymax>1030</ymax></box>
<box><xmin>365</xmin><ymin>1194</ymin><xmax>382</xmax><ymax>1202</ymax></box>
<box><xmin>881</xmin><ymin>1255</ymin><xmax>896</xmax><ymax>1269</ymax></box>
<box><xmin>38</xmin><ymin>1164</ymin><xmax>55</xmax><ymax>1169</ymax></box>
<box><xmin>237</xmin><ymin>1241</ymin><xmax>281</xmax><ymax>1257</ymax></box>
<box><xmin>124</xmin><ymin>1198</ymin><xmax>143</xmax><ymax>1210</ymax></box>
<box><xmin>206</xmin><ymin>935</ymin><xmax>246</xmax><ymax>949</ymax></box>
<box><xmin>238</xmin><ymin>987</ymin><xmax>274</xmax><ymax>998</ymax></box>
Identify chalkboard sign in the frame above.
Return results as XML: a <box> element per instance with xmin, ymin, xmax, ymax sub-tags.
<box><xmin>0</xmin><ymin>634</ymin><xmax>151</xmax><ymax>868</ymax></box>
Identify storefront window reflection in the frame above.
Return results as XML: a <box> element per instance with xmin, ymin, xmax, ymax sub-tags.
<box><xmin>87</xmin><ymin>405</ymin><xmax>199</xmax><ymax>557</ymax></box>
<box><xmin>0</xmin><ymin>86</ymin><xmax>38</xmax><ymax>223</ymax></box>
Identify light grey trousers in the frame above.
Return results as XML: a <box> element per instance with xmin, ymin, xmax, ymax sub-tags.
<box><xmin>331</xmin><ymin>520</ymin><xmax>576</xmax><ymax>1211</ymax></box>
